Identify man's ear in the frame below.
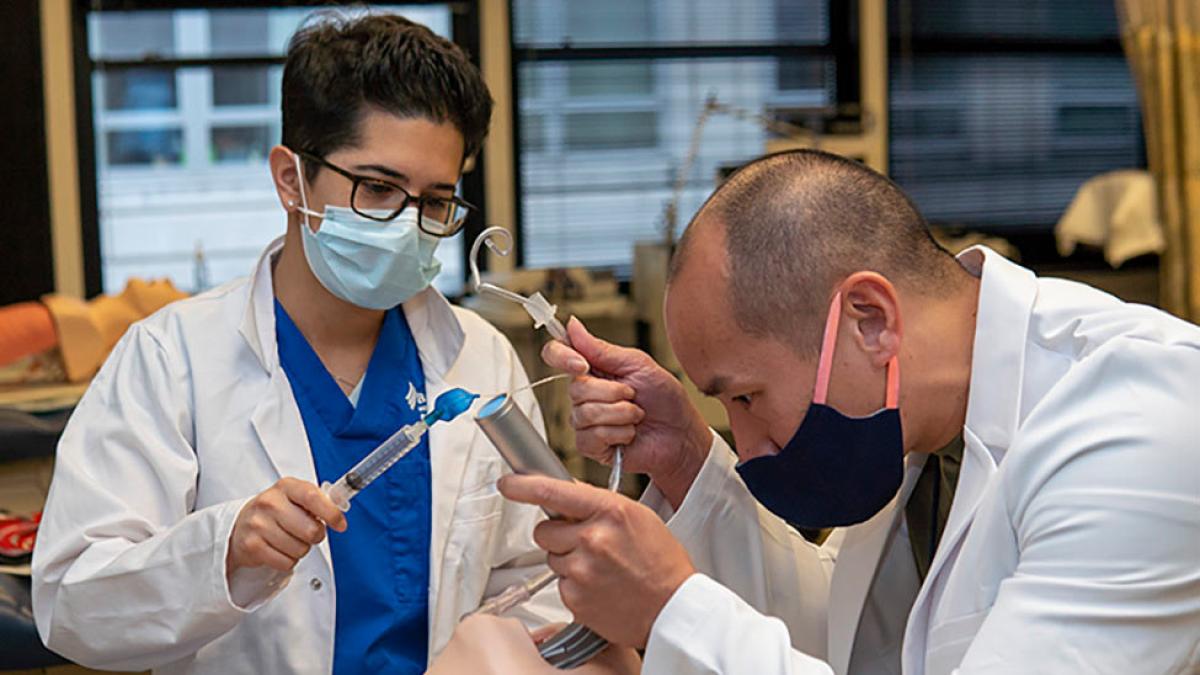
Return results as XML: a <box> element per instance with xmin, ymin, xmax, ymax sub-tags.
<box><xmin>268</xmin><ymin>145</ymin><xmax>303</xmax><ymax>213</ymax></box>
<box><xmin>838</xmin><ymin>272</ymin><xmax>902</xmax><ymax>368</ymax></box>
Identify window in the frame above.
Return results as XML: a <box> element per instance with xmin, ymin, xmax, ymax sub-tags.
<box><xmin>511</xmin><ymin>0</ymin><xmax>854</xmax><ymax>271</ymax></box>
<box><xmin>888</xmin><ymin>0</ymin><xmax>1145</xmax><ymax>231</ymax></box>
<box><xmin>83</xmin><ymin>4</ymin><xmax>467</xmax><ymax>295</ymax></box>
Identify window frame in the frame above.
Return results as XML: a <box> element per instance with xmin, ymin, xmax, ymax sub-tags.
<box><xmin>886</xmin><ymin>14</ymin><xmax>1148</xmax><ymax>241</ymax></box>
<box><xmin>72</xmin><ymin>0</ymin><xmax>487</xmax><ymax>297</ymax></box>
<box><xmin>507</xmin><ymin>0</ymin><xmax>861</xmax><ymax>269</ymax></box>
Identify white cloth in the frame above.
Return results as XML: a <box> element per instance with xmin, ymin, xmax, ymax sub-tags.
<box><xmin>1056</xmin><ymin>169</ymin><xmax>1165</xmax><ymax>267</ymax></box>
<box><xmin>31</xmin><ymin>238</ymin><xmax>568</xmax><ymax>674</ymax></box>
<box><xmin>643</xmin><ymin>246</ymin><xmax>1200</xmax><ymax>674</ymax></box>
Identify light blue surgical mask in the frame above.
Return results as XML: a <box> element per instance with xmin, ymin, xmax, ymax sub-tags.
<box><xmin>292</xmin><ymin>154</ymin><xmax>442</xmax><ymax>310</ymax></box>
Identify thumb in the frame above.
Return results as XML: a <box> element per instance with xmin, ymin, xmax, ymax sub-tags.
<box><xmin>566</xmin><ymin>317</ymin><xmax>644</xmax><ymax>376</ymax></box>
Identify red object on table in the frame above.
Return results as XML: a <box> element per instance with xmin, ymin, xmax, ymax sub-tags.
<box><xmin>0</xmin><ymin>303</ymin><xmax>57</xmax><ymax>367</ymax></box>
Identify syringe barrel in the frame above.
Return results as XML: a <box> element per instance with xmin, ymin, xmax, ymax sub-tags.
<box><xmin>337</xmin><ymin>421</ymin><xmax>426</xmax><ymax>496</ymax></box>
<box><xmin>474</xmin><ymin>394</ymin><xmax>572</xmax><ymax>518</ymax></box>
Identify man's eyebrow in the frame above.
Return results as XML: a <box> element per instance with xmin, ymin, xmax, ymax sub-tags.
<box><xmin>353</xmin><ymin>164</ymin><xmax>408</xmax><ymax>182</ymax></box>
<box><xmin>700</xmin><ymin>374</ymin><xmax>731</xmax><ymax>398</ymax></box>
<box><xmin>426</xmin><ymin>182</ymin><xmax>458</xmax><ymax>193</ymax></box>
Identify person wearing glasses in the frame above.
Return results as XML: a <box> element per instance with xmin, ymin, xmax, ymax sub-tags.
<box><xmin>32</xmin><ymin>13</ymin><xmax>572</xmax><ymax>674</ymax></box>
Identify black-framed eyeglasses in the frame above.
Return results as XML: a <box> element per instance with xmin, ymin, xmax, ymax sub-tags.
<box><xmin>294</xmin><ymin>149</ymin><xmax>474</xmax><ymax>238</ymax></box>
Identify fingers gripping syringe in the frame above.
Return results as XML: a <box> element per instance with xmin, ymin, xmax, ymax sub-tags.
<box><xmin>321</xmin><ymin>388</ymin><xmax>479</xmax><ymax>510</ymax></box>
<box><xmin>228</xmin><ymin>388</ymin><xmax>479</xmax><ymax>604</ymax></box>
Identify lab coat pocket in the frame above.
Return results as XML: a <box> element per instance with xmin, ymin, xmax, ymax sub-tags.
<box><xmin>440</xmin><ymin>491</ymin><xmax>505</xmax><ymax>628</ymax></box>
<box><xmin>451</xmin><ymin>486</ymin><xmax>504</xmax><ymax>525</ymax></box>
<box><xmin>925</xmin><ymin>609</ymin><xmax>988</xmax><ymax>675</ymax></box>
<box><xmin>456</xmin><ymin>456</ymin><xmax>504</xmax><ymax>499</ymax></box>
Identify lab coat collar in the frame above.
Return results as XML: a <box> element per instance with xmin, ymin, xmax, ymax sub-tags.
<box><xmin>900</xmin><ymin>246</ymin><xmax>1038</xmax><ymax>674</ymax></box>
<box><xmin>237</xmin><ymin>236</ymin><xmax>467</xmax><ymax>381</ymax></box>
<box><xmin>239</xmin><ymin>237</ymin><xmax>286</xmax><ymax>374</ymax></box>
<box><xmin>958</xmin><ymin>246</ymin><xmax>1038</xmax><ymax>463</ymax></box>
<box><xmin>923</xmin><ymin>246</ymin><xmax>1037</xmax><ymax>580</ymax></box>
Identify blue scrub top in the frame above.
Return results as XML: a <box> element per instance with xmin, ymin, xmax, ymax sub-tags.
<box><xmin>275</xmin><ymin>300</ymin><xmax>432</xmax><ymax>674</ymax></box>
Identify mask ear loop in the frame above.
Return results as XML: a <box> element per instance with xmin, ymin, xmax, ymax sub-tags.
<box><xmin>812</xmin><ymin>293</ymin><xmax>842</xmax><ymax>406</ymax></box>
<box><xmin>291</xmin><ymin>151</ymin><xmax>323</xmax><ymax>228</ymax></box>
<box><xmin>812</xmin><ymin>292</ymin><xmax>900</xmax><ymax>410</ymax></box>
<box><xmin>884</xmin><ymin>355</ymin><xmax>900</xmax><ymax>410</ymax></box>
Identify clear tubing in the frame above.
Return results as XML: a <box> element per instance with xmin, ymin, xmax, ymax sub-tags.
<box><xmin>321</xmin><ymin>419</ymin><xmax>429</xmax><ymax>511</ymax></box>
<box><xmin>471</xmin><ymin>569</ymin><xmax>558</xmax><ymax>617</ymax></box>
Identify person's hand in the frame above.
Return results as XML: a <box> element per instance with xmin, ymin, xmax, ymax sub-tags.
<box><xmin>498</xmin><ymin>474</ymin><xmax>696</xmax><ymax>649</ymax></box>
<box><xmin>225</xmin><ymin>477</ymin><xmax>347</xmax><ymax>579</ymax></box>
<box><xmin>429</xmin><ymin>616</ymin><xmax>641</xmax><ymax>675</ymax></box>
<box><xmin>427</xmin><ymin>616</ymin><xmax>550</xmax><ymax>674</ymax></box>
<box><xmin>544</xmin><ymin>317</ymin><xmax>712</xmax><ymax>507</ymax></box>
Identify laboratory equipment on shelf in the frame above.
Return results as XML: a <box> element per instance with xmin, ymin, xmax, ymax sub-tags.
<box><xmin>321</xmin><ymin>387</ymin><xmax>478</xmax><ymax>510</ymax></box>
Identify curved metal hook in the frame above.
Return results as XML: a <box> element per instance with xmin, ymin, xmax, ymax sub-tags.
<box><xmin>468</xmin><ymin>226</ymin><xmax>526</xmax><ymax>303</ymax></box>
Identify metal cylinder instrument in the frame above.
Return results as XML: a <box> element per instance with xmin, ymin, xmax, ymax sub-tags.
<box><xmin>475</xmin><ymin>393</ymin><xmax>573</xmax><ymax>519</ymax></box>
<box><xmin>474</xmin><ymin>393</ymin><xmax>610</xmax><ymax>669</ymax></box>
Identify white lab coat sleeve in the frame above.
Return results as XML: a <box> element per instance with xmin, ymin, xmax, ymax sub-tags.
<box><xmin>641</xmin><ymin>433</ymin><xmax>836</xmax><ymax>672</ymax></box>
<box><xmin>645</xmin><ymin>574</ymin><xmax>835</xmax><ymax>675</ymax></box>
<box><xmin>477</xmin><ymin>337</ymin><xmax>571</xmax><ymax>628</ymax></box>
<box><xmin>32</xmin><ymin>324</ymin><xmax>255</xmax><ymax>671</ymax></box>
<box><xmin>953</xmin><ymin>340</ymin><xmax>1200</xmax><ymax>674</ymax></box>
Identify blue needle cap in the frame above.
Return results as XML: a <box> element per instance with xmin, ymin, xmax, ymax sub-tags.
<box><xmin>424</xmin><ymin>387</ymin><xmax>480</xmax><ymax>425</ymax></box>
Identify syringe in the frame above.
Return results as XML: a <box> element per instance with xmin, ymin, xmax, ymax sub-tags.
<box><xmin>473</xmin><ymin>568</ymin><xmax>557</xmax><ymax>616</ymax></box>
<box><xmin>322</xmin><ymin>387</ymin><xmax>479</xmax><ymax>511</ymax></box>
<box><xmin>228</xmin><ymin>387</ymin><xmax>480</xmax><ymax>605</ymax></box>
<box><xmin>321</xmin><ymin>419</ymin><xmax>426</xmax><ymax>510</ymax></box>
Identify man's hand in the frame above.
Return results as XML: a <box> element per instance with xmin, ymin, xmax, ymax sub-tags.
<box><xmin>543</xmin><ymin>317</ymin><xmax>712</xmax><ymax>507</ymax></box>
<box><xmin>225</xmin><ymin>477</ymin><xmax>347</xmax><ymax>579</ymax></box>
<box><xmin>498</xmin><ymin>474</ymin><xmax>696</xmax><ymax>649</ymax></box>
<box><xmin>429</xmin><ymin>616</ymin><xmax>641</xmax><ymax>675</ymax></box>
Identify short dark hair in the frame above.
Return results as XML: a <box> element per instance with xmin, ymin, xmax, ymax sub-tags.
<box><xmin>670</xmin><ymin>149</ymin><xmax>960</xmax><ymax>355</ymax></box>
<box><xmin>281</xmin><ymin>11</ymin><xmax>493</xmax><ymax>176</ymax></box>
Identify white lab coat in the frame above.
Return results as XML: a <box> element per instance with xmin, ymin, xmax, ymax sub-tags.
<box><xmin>31</xmin><ymin>238</ymin><xmax>567</xmax><ymax>674</ymax></box>
<box><xmin>643</xmin><ymin>247</ymin><xmax>1200</xmax><ymax>674</ymax></box>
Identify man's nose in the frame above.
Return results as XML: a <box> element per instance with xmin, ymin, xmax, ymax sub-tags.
<box><xmin>729</xmin><ymin>414</ymin><xmax>781</xmax><ymax>462</ymax></box>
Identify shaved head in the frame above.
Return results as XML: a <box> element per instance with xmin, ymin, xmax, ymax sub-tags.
<box><xmin>669</xmin><ymin>149</ymin><xmax>960</xmax><ymax>355</ymax></box>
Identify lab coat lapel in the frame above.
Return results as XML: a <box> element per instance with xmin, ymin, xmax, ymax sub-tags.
<box><xmin>237</xmin><ymin>236</ymin><xmax>285</xmax><ymax>374</ymax></box>
<box><xmin>239</xmin><ymin>235</ymin><xmax>316</xmax><ymax>482</ymax></box>
<box><xmin>239</xmin><ymin>237</ymin><xmax>332</xmax><ymax>568</ymax></box>
<box><xmin>400</xmin><ymin>289</ymin><xmax>479</xmax><ymax>635</ymax></box>
<box><xmin>900</xmin><ymin>428</ymin><xmax>996</xmax><ymax>671</ymax></box>
<box><xmin>248</xmin><ymin>371</ymin><xmax>321</xmax><ymax>484</ymax></box>
<box><xmin>422</xmin><ymin>374</ymin><xmax>473</xmax><ymax>599</ymax></box>
<box><xmin>902</xmin><ymin>247</ymin><xmax>1037</xmax><ymax>674</ymax></box>
<box><xmin>827</xmin><ymin>456</ymin><xmax>926</xmax><ymax>675</ymax></box>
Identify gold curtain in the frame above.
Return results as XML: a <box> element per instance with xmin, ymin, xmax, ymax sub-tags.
<box><xmin>1118</xmin><ymin>0</ymin><xmax>1200</xmax><ymax>320</ymax></box>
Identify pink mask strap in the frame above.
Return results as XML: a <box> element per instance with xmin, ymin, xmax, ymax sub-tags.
<box><xmin>812</xmin><ymin>292</ymin><xmax>901</xmax><ymax>410</ymax></box>
<box><xmin>812</xmin><ymin>293</ymin><xmax>842</xmax><ymax>406</ymax></box>
<box><xmin>885</xmin><ymin>355</ymin><xmax>900</xmax><ymax>409</ymax></box>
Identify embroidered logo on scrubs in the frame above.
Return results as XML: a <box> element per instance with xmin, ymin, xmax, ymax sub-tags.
<box><xmin>405</xmin><ymin>382</ymin><xmax>427</xmax><ymax>414</ymax></box>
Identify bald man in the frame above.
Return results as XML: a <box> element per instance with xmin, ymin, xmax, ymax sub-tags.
<box><xmin>490</xmin><ymin>150</ymin><xmax>1200</xmax><ymax>674</ymax></box>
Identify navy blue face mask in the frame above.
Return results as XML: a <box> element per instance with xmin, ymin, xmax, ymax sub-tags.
<box><xmin>735</xmin><ymin>292</ymin><xmax>904</xmax><ymax>529</ymax></box>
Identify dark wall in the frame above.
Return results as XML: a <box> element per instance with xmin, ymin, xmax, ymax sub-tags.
<box><xmin>0</xmin><ymin>0</ymin><xmax>55</xmax><ymax>305</ymax></box>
